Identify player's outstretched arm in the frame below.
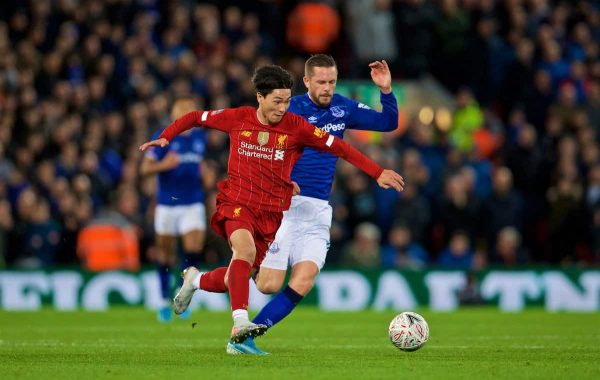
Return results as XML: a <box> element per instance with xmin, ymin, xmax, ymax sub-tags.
<box><xmin>376</xmin><ymin>169</ymin><xmax>405</xmax><ymax>192</ymax></box>
<box><xmin>349</xmin><ymin>60</ymin><xmax>397</xmax><ymax>132</ymax></box>
<box><xmin>369</xmin><ymin>60</ymin><xmax>392</xmax><ymax>94</ymax></box>
<box><xmin>139</xmin><ymin>111</ymin><xmax>205</xmax><ymax>153</ymax></box>
<box><xmin>299</xmin><ymin>119</ymin><xmax>404</xmax><ymax>192</ymax></box>
<box><xmin>139</xmin><ymin>137</ymin><xmax>169</xmax><ymax>152</ymax></box>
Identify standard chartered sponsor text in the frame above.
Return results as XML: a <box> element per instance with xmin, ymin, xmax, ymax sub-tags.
<box><xmin>238</xmin><ymin>141</ymin><xmax>274</xmax><ymax>160</ymax></box>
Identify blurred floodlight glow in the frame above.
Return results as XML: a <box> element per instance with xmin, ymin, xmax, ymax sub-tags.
<box><xmin>418</xmin><ymin>106</ymin><xmax>434</xmax><ymax>125</ymax></box>
<box><xmin>435</xmin><ymin>107</ymin><xmax>452</xmax><ymax>132</ymax></box>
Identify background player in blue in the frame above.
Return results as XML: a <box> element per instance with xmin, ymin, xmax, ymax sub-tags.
<box><xmin>140</xmin><ymin>98</ymin><xmax>207</xmax><ymax>322</ymax></box>
<box><xmin>228</xmin><ymin>55</ymin><xmax>398</xmax><ymax>354</ymax></box>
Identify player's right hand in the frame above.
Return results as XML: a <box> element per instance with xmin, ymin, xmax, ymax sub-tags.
<box><xmin>139</xmin><ymin>138</ymin><xmax>169</xmax><ymax>151</ymax></box>
<box><xmin>292</xmin><ymin>181</ymin><xmax>301</xmax><ymax>196</ymax></box>
<box><xmin>376</xmin><ymin>169</ymin><xmax>405</xmax><ymax>192</ymax></box>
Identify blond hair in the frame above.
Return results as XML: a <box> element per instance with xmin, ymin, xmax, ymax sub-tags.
<box><xmin>171</xmin><ymin>97</ymin><xmax>197</xmax><ymax>119</ymax></box>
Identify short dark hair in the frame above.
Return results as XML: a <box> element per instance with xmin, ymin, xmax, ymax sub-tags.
<box><xmin>251</xmin><ymin>65</ymin><xmax>294</xmax><ymax>96</ymax></box>
<box><xmin>305</xmin><ymin>54</ymin><xmax>337</xmax><ymax>76</ymax></box>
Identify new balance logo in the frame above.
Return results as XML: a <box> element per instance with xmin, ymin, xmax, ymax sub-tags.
<box><xmin>274</xmin><ymin>150</ymin><xmax>285</xmax><ymax>160</ymax></box>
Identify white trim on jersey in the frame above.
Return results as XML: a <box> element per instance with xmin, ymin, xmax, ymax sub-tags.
<box><xmin>325</xmin><ymin>135</ymin><xmax>334</xmax><ymax>147</ymax></box>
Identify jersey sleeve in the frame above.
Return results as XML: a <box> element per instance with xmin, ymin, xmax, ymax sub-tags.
<box><xmin>296</xmin><ymin>117</ymin><xmax>383</xmax><ymax>180</ymax></box>
<box><xmin>346</xmin><ymin>92</ymin><xmax>398</xmax><ymax>132</ymax></box>
<box><xmin>159</xmin><ymin>109</ymin><xmax>236</xmax><ymax>141</ymax></box>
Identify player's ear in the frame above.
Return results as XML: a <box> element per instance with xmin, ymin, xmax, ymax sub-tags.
<box><xmin>303</xmin><ymin>76</ymin><xmax>310</xmax><ymax>89</ymax></box>
<box><xmin>256</xmin><ymin>92</ymin><xmax>263</xmax><ymax>104</ymax></box>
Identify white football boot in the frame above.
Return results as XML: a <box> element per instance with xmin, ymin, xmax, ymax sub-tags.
<box><xmin>173</xmin><ymin>266</ymin><xmax>199</xmax><ymax>315</ymax></box>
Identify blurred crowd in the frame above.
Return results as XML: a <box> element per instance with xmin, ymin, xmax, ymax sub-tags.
<box><xmin>0</xmin><ymin>0</ymin><xmax>599</xmax><ymax>271</ymax></box>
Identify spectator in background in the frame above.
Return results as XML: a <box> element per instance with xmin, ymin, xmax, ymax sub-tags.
<box><xmin>482</xmin><ymin>167</ymin><xmax>524</xmax><ymax>249</ymax></box>
<box><xmin>438</xmin><ymin>230</ymin><xmax>475</xmax><ymax>269</ymax></box>
<box><xmin>286</xmin><ymin>1</ymin><xmax>340</xmax><ymax>54</ymax></box>
<box><xmin>22</xmin><ymin>198</ymin><xmax>61</xmax><ymax>268</ymax></box>
<box><xmin>76</xmin><ymin>187</ymin><xmax>140</xmax><ymax>272</ymax></box>
<box><xmin>381</xmin><ymin>222</ymin><xmax>428</xmax><ymax>269</ymax></box>
<box><xmin>431</xmin><ymin>0</ymin><xmax>470</xmax><ymax>92</ymax></box>
<box><xmin>499</xmin><ymin>38</ymin><xmax>535</xmax><ymax>115</ymax></box>
<box><xmin>436</xmin><ymin>172</ymin><xmax>482</xmax><ymax>247</ymax></box>
<box><xmin>393</xmin><ymin>0</ymin><xmax>437</xmax><ymax>78</ymax></box>
<box><xmin>342</xmin><ymin>222</ymin><xmax>382</xmax><ymax>269</ymax></box>
<box><xmin>585</xmin><ymin>81</ymin><xmax>600</xmax><ymax>132</ymax></box>
<box><xmin>345</xmin><ymin>0</ymin><xmax>398</xmax><ymax>71</ymax></box>
<box><xmin>0</xmin><ymin>198</ymin><xmax>13</xmax><ymax>268</ymax></box>
<box><xmin>392</xmin><ymin>182</ymin><xmax>431</xmax><ymax>245</ymax></box>
<box><xmin>546</xmin><ymin>177</ymin><xmax>585</xmax><ymax>264</ymax></box>
<box><xmin>491</xmin><ymin>226</ymin><xmax>530</xmax><ymax>266</ymax></box>
<box><xmin>450</xmin><ymin>87</ymin><xmax>484</xmax><ymax>153</ymax></box>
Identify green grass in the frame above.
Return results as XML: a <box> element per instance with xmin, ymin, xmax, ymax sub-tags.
<box><xmin>0</xmin><ymin>307</ymin><xmax>598</xmax><ymax>379</ymax></box>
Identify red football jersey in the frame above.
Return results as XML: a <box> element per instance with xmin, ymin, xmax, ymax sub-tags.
<box><xmin>160</xmin><ymin>106</ymin><xmax>383</xmax><ymax>212</ymax></box>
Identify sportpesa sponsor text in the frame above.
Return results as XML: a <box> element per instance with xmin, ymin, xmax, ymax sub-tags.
<box><xmin>321</xmin><ymin>122</ymin><xmax>345</xmax><ymax>132</ymax></box>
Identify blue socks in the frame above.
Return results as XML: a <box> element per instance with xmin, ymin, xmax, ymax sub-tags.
<box><xmin>252</xmin><ymin>285</ymin><xmax>304</xmax><ymax>329</ymax></box>
<box><xmin>157</xmin><ymin>264</ymin><xmax>171</xmax><ymax>299</ymax></box>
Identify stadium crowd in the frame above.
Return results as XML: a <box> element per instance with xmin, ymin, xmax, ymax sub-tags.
<box><xmin>0</xmin><ymin>0</ymin><xmax>599</xmax><ymax>270</ymax></box>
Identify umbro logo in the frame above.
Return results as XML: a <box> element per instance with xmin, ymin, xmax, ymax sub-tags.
<box><xmin>308</xmin><ymin>116</ymin><xmax>318</xmax><ymax>124</ymax></box>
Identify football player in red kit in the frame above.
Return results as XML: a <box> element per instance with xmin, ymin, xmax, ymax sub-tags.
<box><xmin>139</xmin><ymin>65</ymin><xmax>404</xmax><ymax>345</ymax></box>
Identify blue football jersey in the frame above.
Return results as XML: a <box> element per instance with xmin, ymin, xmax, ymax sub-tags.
<box><xmin>146</xmin><ymin>129</ymin><xmax>206</xmax><ymax>205</ymax></box>
<box><xmin>289</xmin><ymin>92</ymin><xmax>398</xmax><ymax>200</ymax></box>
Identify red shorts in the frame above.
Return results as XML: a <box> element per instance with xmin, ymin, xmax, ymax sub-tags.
<box><xmin>210</xmin><ymin>194</ymin><xmax>283</xmax><ymax>269</ymax></box>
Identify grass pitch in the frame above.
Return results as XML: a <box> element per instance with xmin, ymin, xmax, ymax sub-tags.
<box><xmin>0</xmin><ymin>307</ymin><xmax>598</xmax><ymax>379</ymax></box>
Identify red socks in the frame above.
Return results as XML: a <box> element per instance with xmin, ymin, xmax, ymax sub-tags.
<box><xmin>199</xmin><ymin>267</ymin><xmax>228</xmax><ymax>293</ymax></box>
<box><xmin>227</xmin><ymin>259</ymin><xmax>252</xmax><ymax>311</ymax></box>
<box><xmin>197</xmin><ymin>260</ymin><xmax>252</xmax><ymax>311</ymax></box>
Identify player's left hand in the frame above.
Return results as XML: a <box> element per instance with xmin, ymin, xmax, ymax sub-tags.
<box><xmin>369</xmin><ymin>60</ymin><xmax>392</xmax><ymax>94</ymax></box>
<box><xmin>139</xmin><ymin>138</ymin><xmax>169</xmax><ymax>152</ymax></box>
<box><xmin>376</xmin><ymin>169</ymin><xmax>405</xmax><ymax>192</ymax></box>
<box><xmin>292</xmin><ymin>181</ymin><xmax>301</xmax><ymax>196</ymax></box>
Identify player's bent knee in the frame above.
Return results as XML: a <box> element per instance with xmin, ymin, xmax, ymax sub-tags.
<box><xmin>289</xmin><ymin>264</ymin><xmax>319</xmax><ymax>296</ymax></box>
<box><xmin>289</xmin><ymin>277</ymin><xmax>316</xmax><ymax>296</ymax></box>
<box><xmin>255</xmin><ymin>269</ymin><xmax>286</xmax><ymax>294</ymax></box>
<box><xmin>255</xmin><ymin>276</ymin><xmax>283</xmax><ymax>294</ymax></box>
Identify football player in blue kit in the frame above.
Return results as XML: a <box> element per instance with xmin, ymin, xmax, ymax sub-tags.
<box><xmin>228</xmin><ymin>55</ymin><xmax>399</xmax><ymax>354</ymax></box>
<box><xmin>140</xmin><ymin>98</ymin><xmax>207</xmax><ymax>322</ymax></box>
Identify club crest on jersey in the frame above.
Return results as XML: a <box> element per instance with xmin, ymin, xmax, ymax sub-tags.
<box><xmin>257</xmin><ymin>131</ymin><xmax>269</xmax><ymax>146</ymax></box>
<box><xmin>313</xmin><ymin>127</ymin><xmax>326</xmax><ymax>138</ymax></box>
<box><xmin>276</xmin><ymin>134</ymin><xmax>287</xmax><ymax>148</ymax></box>
<box><xmin>308</xmin><ymin>116</ymin><xmax>318</xmax><ymax>124</ymax></box>
<box><xmin>331</xmin><ymin>106</ymin><xmax>345</xmax><ymax>118</ymax></box>
<box><xmin>267</xmin><ymin>242</ymin><xmax>280</xmax><ymax>254</ymax></box>
<box><xmin>233</xmin><ymin>207</ymin><xmax>242</xmax><ymax>217</ymax></box>
<box><xmin>241</xmin><ymin>130</ymin><xmax>252</xmax><ymax>138</ymax></box>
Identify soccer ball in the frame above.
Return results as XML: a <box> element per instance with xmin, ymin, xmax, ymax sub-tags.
<box><xmin>388</xmin><ymin>311</ymin><xmax>429</xmax><ymax>352</ymax></box>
